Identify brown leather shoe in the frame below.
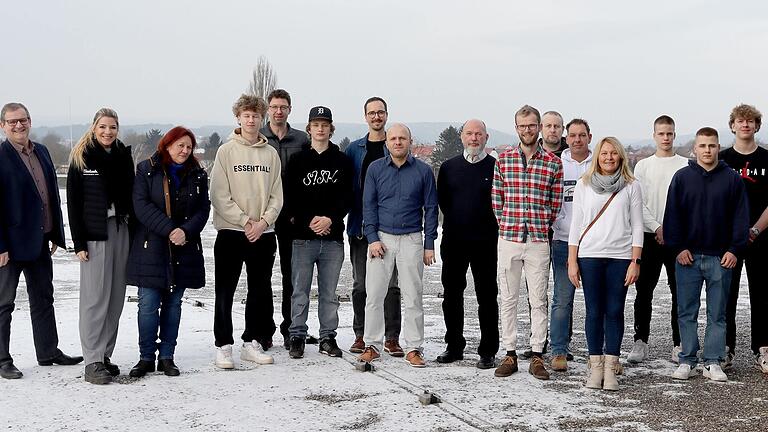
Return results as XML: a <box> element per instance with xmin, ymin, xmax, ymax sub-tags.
<box><xmin>494</xmin><ymin>355</ymin><xmax>518</xmax><ymax>377</ymax></box>
<box><xmin>357</xmin><ymin>346</ymin><xmax>380</xmax><ymax>363</ymax></box>
<box><xmin>384</xmin><ymin>339</ymin><xmax>405</xmax><ymax>357</ymax></box>
<box><xmin>551</xmin><ymin>354</ymin><xmax>568</xmax><ymax>372</ymax></box>
<box><xmin>405</xmin><ymin>350</ymin><xmax>426</xmax><ymax>368</ymax></box>
<box><xmin>349</xmin><ymin>336</ymin><xmax>365</xmax><ymax>353</ymax></box>
<box><xmin>529</xmin><ymin>356</ymin><xmax>550</xmax><ymax>380</ymax></box>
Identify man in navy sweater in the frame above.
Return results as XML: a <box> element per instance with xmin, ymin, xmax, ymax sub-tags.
<box><xmin>283</xmin><ymin>107</ymin><xmax>352</xmax><ymax>359</ymax></box>
<box><xmin>664</xmin><ymin>127</ymin><xmax>749</xmax><ymax>382</ymax></box>
<box><xmin>435</xmin><ymin>119</ymin><xmax>499</xmax><ymax>369</ymax></box>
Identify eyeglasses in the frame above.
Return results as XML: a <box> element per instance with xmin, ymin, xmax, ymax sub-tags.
<box><xmin>269</xmin><ymin>105</ymin><xmax>290</xmax><ymax>112</ymax></box>
<box><xmin>516</xmin><ymin>124</ymin><xmax>539</xmax><ymax>131</ymax></box>
<box><xmin>366</xmin><ymin>110</ymin><xmax>387</xmax><ymax>118</ymax></box>
<box><xmin>3</xmin><ymin>117</ymin><xmax>29</xmax><ymax>127</ymax></box>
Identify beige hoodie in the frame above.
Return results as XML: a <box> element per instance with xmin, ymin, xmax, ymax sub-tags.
<box><xmin>210</xmin><ymin>128</ymin><xmax>283</xmax><ymax>232</ymax></box>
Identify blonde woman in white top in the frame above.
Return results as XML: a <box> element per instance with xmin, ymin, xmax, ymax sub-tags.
<box><xmin>568</xmin><ymin>136</ymin><xmax>644</xmax><ymax>391</ymax></box>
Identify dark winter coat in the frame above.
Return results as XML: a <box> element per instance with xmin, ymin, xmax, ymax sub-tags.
<box><xmin>66</xmin><ymin>139</ymin><xmax>135</xmax><ymax>253</ymax></box>
<box><xmin>127</xmin><ymin>153</ymin><xmax>210</xmax><ymax>290</ymax></box>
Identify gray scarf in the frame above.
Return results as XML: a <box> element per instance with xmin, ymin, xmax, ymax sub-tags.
<box><xmin>589</xmin><ymin>171</ymin><xmax>626</xmax><ymax>194</ymax></box>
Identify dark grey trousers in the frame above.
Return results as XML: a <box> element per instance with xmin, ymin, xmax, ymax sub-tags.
<box><xmin>0</xmin><ymin>241</ymin><xmax>62</xmax><ymax>365</ymax></box>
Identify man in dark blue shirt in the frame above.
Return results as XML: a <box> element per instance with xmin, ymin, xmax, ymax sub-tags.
<box><xmin>357</xmin><ymin>123</ymin><xmax>438</xmax><ymax>368</ymax></box>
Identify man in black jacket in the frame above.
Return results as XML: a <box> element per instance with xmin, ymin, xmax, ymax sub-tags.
<box><xmin>436</xmin><ymin>119</ymin><xmax>499</xmax><ymax>369</ymax></box>
<box><xmin>283</xmin><ymin>107</ymin><xmax>352</xmax><ymax>359</ymax></box>
<box><xmin>260</xmin><ymin>89</ymin><xmax>310</xmax><ymax>350</ymax></box>
<box><xmin>0</xmin><ymin>102</ymin><xmax>83</xmax><ymax>379</ymax></box>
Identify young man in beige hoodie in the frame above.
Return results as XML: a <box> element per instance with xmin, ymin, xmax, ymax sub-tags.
<box><xmin>210</xmin><ymin>94</ymin><xmax>283</xmax><ymax>369</ymax></box>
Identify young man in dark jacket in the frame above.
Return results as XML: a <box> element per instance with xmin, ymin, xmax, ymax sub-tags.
<box><xmin>664</xmin><ymin>127</ymin><xmax>749</xmax><ymax>382</ymax></box>
<box><xmin>284</xmin><ymin>107</ymin><xmax>352</xmax><ymax>358</ymax></box>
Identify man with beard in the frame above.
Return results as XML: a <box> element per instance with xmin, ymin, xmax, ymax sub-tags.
<box><xmin>435</xmin><ymin>119</ymin><xmax>499</xmax><ymax>369</ymax></box>
<box><xmin>492</xmin><ymin>105</ymin><xmax>563</xmax><ymax>380</ymax></box>
<box><xmin>345</xmin><ymin>97</ymin><xmax>402</xmax><ymax>356</ymax></box>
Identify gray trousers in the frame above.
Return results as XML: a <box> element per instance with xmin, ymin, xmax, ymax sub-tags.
<box><xmin>79</xmin><ymin>218</ymin><xmax>129</xmax><ymax>365</ymax></box>
<box><xmin>349</xmin><ymin>236</ymin><xmax>401</xmax><ymax>339</ymax></box>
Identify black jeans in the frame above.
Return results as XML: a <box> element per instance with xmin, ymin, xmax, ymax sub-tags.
<box><xmin>213</xmin><ymin>230</ymin><xmax>277</xmax><ymax>347</ymax></box>
<box><xmin>0</xmin><ymin>241</ymin><xmax>62</xmax><ymax>364</ymax></box>
<box><xmin>633</xmin><ymin>232</ymin><xmax>680</xmax><ymax>346</ymax></box>
<box><xmin>275</xmin><ymin>217</ymin><xmax>293</xmax><ymax>339</ymax></box>
<box><xmin>349</xmin><ymin>236</ymin><xmax>400</xmax><ymax>339</ymax></box>
<box><xmin>726</xmin><ymin>236</ymin><xmax>768</xmax><ymax>355</ymax></box>
<box><xmin>440</xmin><ymin>237</ymin><xmax>499</xmax><ymax>358</ymax></box>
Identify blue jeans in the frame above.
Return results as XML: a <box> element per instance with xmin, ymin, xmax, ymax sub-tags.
<box><xmin>675</xmin><ymin>255</ymin><xmax>731</xmax><ymax>366</ymax></box>
<box><xmin>137</xmin><ymin>287</ymin><xmax>186</xmax><ymax>360</ymax></box>
<box><xmin>289</xmin><ymin>239</ymin><xmax>344</xmax><ymax>339</ymax></box>
<box><xmin>550</xmin><ymin>240</ymin><xmax>574</xmax><ymax>356</ymax></box>
<box><xmin>579</xmin><ymin>258</ymin><xmax>630</xmax><ymax>356</ymax></box>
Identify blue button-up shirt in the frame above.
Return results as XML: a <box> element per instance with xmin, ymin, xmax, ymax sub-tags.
<box><xmin>363</xmin><ymin>154</ymin><xmax>438</xmax><ymax>249</ymax></box>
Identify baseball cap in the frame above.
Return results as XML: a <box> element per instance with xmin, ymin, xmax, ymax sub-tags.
<box><xmin>308</xmin><ymin>106</ymin><xmax>333</xmax><ymax>123</ymax></box>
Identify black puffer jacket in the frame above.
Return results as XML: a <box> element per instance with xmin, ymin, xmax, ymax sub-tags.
<box><xmin>127</xmin><ymin>153</ymin><xmax>210</xmax><ymax>290</ymax></box>
<box><xmin>66</xmin><ymin>139</ymin><xmax>135</xmax><ymax>253</ymax></box>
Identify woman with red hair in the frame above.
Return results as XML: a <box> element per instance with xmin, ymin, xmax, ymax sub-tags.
<box><xmin>127</xmin><ymin>126</ymin><xmax>210</xmax><ymax>377</ymax></box>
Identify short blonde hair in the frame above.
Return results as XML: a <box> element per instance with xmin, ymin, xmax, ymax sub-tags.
<box><xmin>582</xmin><ymin>136</ymin><xmax>634</xmax><ymax>184</ymax></box>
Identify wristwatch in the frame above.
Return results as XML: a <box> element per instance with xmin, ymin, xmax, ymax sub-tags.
<box><xmin>750</xmin><ymin>227</ymin><xmax>761</xmax><ymax>237</ymax></box>
<box><xmin>633</xmin><ymin>258</ymin><xmax>642</xmax><ymax>265</ymax></box>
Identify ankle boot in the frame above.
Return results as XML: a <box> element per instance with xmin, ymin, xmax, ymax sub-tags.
<box><xmin>586</xmin><ymin>355</ymin><xmax>604</xmax><ymax>389</ymax></box>
<box><xmin>603</xmin><ymin>355</ymin><xmax>619</xmax><ymax>391</ymax></box>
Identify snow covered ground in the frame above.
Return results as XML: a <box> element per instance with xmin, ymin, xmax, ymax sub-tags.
<box><xmin>1</xmin><ymin>191</ymin><xmax>766</xmax><ymax>431</ymax></box>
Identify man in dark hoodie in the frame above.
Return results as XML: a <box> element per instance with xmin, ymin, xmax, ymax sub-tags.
<box><xmin>664</xmin><ymin>127</ymin><xmax>749</xmax><ymax>383</ymax></box>
<box><xmin>284</xmin><ymin>107</ymin><xmax>352</xmax><ymax>359</ymax></box>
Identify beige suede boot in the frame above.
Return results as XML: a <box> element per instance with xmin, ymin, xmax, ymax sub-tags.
<box><xmin>603</xmin><ymin>355</ymin><xmax>619</xmax><ymax>391</ymax></box>
<box><xmin>586</xmin><ymin>355</ymin><xmax>604</xmax><ymax>389</ymax></box>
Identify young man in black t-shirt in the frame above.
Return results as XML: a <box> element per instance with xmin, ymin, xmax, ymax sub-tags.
<box><xmin>719</xmin><ymin>104</ymin><xmax>768</xmax><ymax>374</ymax></box>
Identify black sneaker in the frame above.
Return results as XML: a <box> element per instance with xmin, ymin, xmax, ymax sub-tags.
<box><xmin>319</xmin><ymin>338</ymin><xmax>343</xmax><ymax>357</ymax></box>
<box><xmin>289</xmin><ymin>337</ymin><xmax>305</xmax><ymax>359</ymax></box>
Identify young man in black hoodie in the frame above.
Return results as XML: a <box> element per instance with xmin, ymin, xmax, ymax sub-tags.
<box><xmin>664</xmin><ymin>127</ymin><xmax>749</xmax><ymax>382</ymax></box>
<box><xmin>284</xmin><ymin>107</ymin><xmax>352</xmax><ymax>359</ymax></box>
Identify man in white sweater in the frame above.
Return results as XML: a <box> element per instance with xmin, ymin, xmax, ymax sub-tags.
<box><xmin>628</xmin><ymin>115</ymin><xmax>688</xmax><ymax>364</ymax></box>
<box><xmin>549</xmin><ymin>119</ymin><xmax>592</xmax><ymax>371</ymax></box>
<box><xmin>210</xmin><ymin>94</ymin><xmax>283</xmax><ymax>369</ymax></box>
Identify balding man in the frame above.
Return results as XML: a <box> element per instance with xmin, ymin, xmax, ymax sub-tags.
<box><xmin>539</xmin><ymin>111</ymin><xmax>568</xmax><ymax>156</ymax></box>
<box><xmin>436</xmin><ymin>119</ymin><xmax>499</xmax><ymax>369</ymax></box>
<box><xmin>357</xmin><ymin>124</ymin><xmax>438</xmax><ymax>368</ymax></box>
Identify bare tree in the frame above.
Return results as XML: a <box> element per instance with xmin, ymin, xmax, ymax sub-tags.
<box><xmin>247</xmin><ymin>55</ymin><xmax>278</xmax><ymax>100</ymax></box>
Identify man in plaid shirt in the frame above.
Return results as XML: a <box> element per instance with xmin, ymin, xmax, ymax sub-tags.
<box><xmin>492</xmin><ymin>105</ymin><xmax>563</xmax><ymax>380</ymax></box>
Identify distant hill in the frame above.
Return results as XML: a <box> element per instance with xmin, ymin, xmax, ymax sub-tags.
<box><xmin>33</xmin><ymin>122</ymin><xmax>517</xmax><ymax>148</ymax></box>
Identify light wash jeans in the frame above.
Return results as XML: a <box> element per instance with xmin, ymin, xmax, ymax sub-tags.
<box><xmin>289</xmin><ymin>239</ymin><xmax>344</xmax><ymax>340</ymax></box>
<box><xmin>675</xmin><ymin>254</ymin><xmax>731</xmax><ymax>366</ymax></box>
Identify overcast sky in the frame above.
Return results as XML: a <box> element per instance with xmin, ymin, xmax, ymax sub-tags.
<box><xmin>2</xmin><ymin>0</ymin><xmax>767</xmax><ymax>142</ymax></box>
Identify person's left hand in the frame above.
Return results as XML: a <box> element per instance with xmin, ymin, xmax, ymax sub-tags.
<box><xmin>721</xmin><ymin>252</ymin><xmax>737</xmax><ymax>269</ymax></box>
<box><xmin>309</xmin><ymin>216</ymin><xmax>332</xmax><ymax>236</ymax></box>
<box><xmin>625</xmin><ymin>262</ymin><xmax>640</xmax><ymax>287</ymax></box>
<box><xmin>423</xmin><ymin>249</ymin><xmax>435</xmax><ymax>266</ymax></box>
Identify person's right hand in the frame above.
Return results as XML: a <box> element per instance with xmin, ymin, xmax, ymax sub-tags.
<box><xmin>76</xmin><ymin>251</ymin><xmax>89</xmax><ymax>262</ymax></box>
<box><xmin>0</xmin><ymin>252</ymin><xmax>8</xmax><ymax>267</ymax></box>
<box><xmin>244</xmin><ymin>219</ymin><xmax>259</xmax><ymax>242</ymax></box>
<box><xmin>568</xmin><ymin>260</ymin><xmax>581</xmax><ymax>289</ymax></box>
<box><xmin>368</xmin><ymin>241</ymin><xmax>386</xmax><ymax>258</ymax></box>
<box><xmin>676</xmin><ymin>249</ymin><xmax>693</xmax><ymax>266</ymax></box>
<box><xmin>169</xmin><ymin>228</ymin><xmax>186</xmax><ymax>246</ymax></box>
<box><xmin>655</xmin><ymin>226</ymin><xmax>664</xmax><ymax>245</ymax></box>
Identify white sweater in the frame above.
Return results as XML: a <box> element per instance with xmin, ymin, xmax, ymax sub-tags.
<box><xmin>552</xmin><ymin>149</ymin><xmax>593</xmax><ymax>242</ymax></box>
<box><xmin>633</xmin><ymin>154</ymin><xmax>688</xmax><ymax>233</ymax></box>
<box><xmin>568</xmin><ymin>179</ymin><xmax>644</xmax><ymax>259</ymax></box>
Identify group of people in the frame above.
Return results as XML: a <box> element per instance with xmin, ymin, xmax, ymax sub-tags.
<box><xmin>0</xmin><ymin>94</ymin><xmax>765</xmax><ymax>392</ymax></box>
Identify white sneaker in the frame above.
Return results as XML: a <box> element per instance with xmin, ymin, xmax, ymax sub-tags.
<box><xmin>703</xmin><ymin>364</ymin><xmax>727</xmax><ymax>382</ymax></box>
<box><xmin>241</xmin><ymin>341</ymin><xmax>274</xmax><ymax>365</ymax></box>
<box><xmin>627</xmin><ymin>340</ymin><xmax>648</xmax><ymax>364</ymax></box>
<box><xmin>215</xmin><ymin>344</ymin><xmax>235</xmax><ymax>369</ymax></box>
<box><xmin>672</xmin><ymin>363</ymin><xmax>695</xmax><ymax>380</ymax></box>
<box><xmin>671</xmin><ymin>345</ymin><xmax>682</xmax><ymax>364</ymax></box>
<box><xmin>755</xmin><ymin>347</ymin><xmax>768</xmax><ymax>374</ymax></box>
